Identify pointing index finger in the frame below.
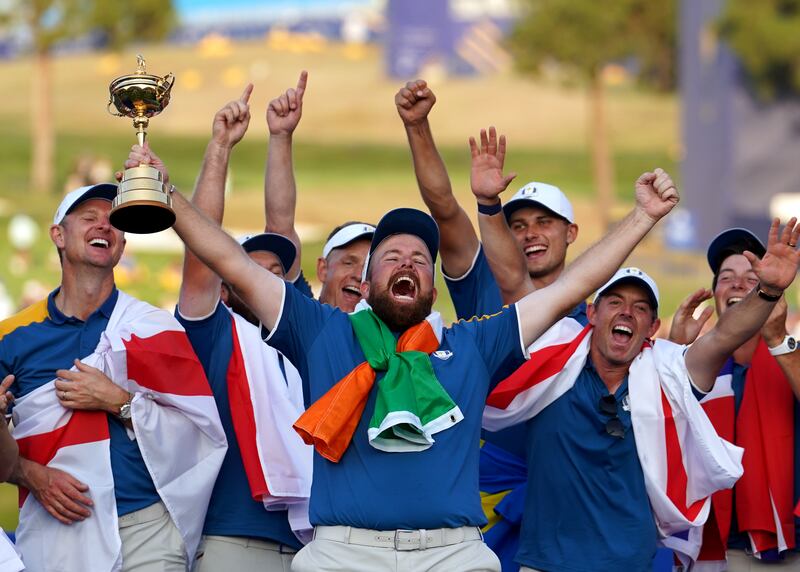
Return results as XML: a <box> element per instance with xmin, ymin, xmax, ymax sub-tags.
<box><xmin>240</xmin><ymin>83</ymin><xmax>254</xmax><ymax>104</ymax></box>
<box><xmin>296</xmin><ymin>70</ymin><xmax>308</xmax><ymax>98</ymax></box>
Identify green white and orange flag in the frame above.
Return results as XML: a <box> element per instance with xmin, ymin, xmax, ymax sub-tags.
<box><xmin>294</xmin><ymin>301</ymin><xmax>463</xmax><ymax>462</ymax></box>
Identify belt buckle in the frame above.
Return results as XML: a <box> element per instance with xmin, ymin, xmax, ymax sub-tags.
<box><xmin>394</xmin><ymin>529</ymin><xmax>419</xmax><ymax>551</ymax></box>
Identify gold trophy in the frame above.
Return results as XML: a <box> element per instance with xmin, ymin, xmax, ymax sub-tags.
<box><xmin>107</xmin><ymin>55</ymin><xmax>175</xmax><ymax>233</ymax></box>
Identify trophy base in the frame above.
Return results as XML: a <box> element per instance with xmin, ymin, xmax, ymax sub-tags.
<box><xmin>110</xmin><ymin>165</ymin><xmax>175</xmax><ymax>234</ymax></box>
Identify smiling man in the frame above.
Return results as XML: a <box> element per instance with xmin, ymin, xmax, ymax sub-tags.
<box><xmin>0</xmin><ymin>185</ymin><xmax>226</xmax><ymax>571</ymax></box>
<box><xmin>483</xmin><ymin>217</ymin><xmax>800</xmax><ymax>572</ymax></box>
<box><xmin>669</xmin><ymin>227</ymin><xmax>800</xmax><ymax>571</ymax></box>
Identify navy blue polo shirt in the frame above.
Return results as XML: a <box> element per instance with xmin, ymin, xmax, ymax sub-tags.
<box><xmin>265</xmin><ymin>283</ymin><xmax>526</xmax><ymax>530</ymax></box>
<box><xmin>177</xmin><ymin>301</ymin><xmax>301</xmax><ymax>548</ymax></box>
<box><xmin>0</xmin><ymin>288</ymin><xmax>160</xmax><ymax>516</ymax></box>
<box><xmin>446</xmin><ymin>245</ymin><xmax>588</xmax><ymax>459</ymax></box>
<box><xmin>517</xmin><ymin>359</ymin><xmax>656</xmax><ymax>572</ymax></box>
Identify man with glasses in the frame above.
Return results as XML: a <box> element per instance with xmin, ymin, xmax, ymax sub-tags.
<box><xmin>482</xmin><ymin>215</ymin><xmax>800</xmax><ymax>572</ymax></box>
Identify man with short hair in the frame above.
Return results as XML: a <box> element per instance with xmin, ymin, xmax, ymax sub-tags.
<box><xmin>481</xmin><ymin>216</ymin><xmax>799</xmax><ymax>572</ymax></box>
<box><xmin>260</xmin><ymin>70</ymin><xmax>375</xmax><ymax>312</ymax></box>
<box><xmin>132</xmin><ymin>131</ymin><xmax>684</xmax><ymax>570</ymax></box>
<box><xmin>163</xmin><ymin>85</ymin><xmax>312</xmax><ymax>572</ymax></box>
<box><xmin>0</xmin><ymin>184</ymin><xmax>226</xmax><ymax>571</ymax></box>
<box><xmin>669</xmin><ymin>226</ymin><xmax>800</xmax><ymax>570</ymax></box>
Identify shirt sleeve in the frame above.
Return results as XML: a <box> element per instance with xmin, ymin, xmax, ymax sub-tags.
<box><xmin>455</xmin><ymin>305</ymin><xmax>527</xmax><ymax>387</ymax></box>
<box><xmin>262</xmin><ymin>282</ymin><xmax>335</xmax><ymax>367</ymax></box>
<box><xmin>443</xmin><ymin>245</ymin><xmax>504</xmax><ymax>321</ymax></box>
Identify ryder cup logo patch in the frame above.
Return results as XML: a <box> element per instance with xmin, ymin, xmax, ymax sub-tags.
<box><xmin>433</xmin><ymin>350</ymin><xmax>453</xmax><ymax>361</ymax></box>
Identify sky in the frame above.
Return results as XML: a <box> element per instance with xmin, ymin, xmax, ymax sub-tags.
<box><xmin>175</xmin><ymin>0</ymin><xmax>377</xmax><ymax>25</ymax></box>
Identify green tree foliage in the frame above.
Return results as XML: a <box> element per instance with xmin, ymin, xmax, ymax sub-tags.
<box><xmin>92</xmin><ymin>0</ymin><xmax>177</xmax><ymax>50</ymax></box>
<box><xmin>719</xmin><ymin>0</ymin><xmax>800</xmax><ymax>99</ymax></box>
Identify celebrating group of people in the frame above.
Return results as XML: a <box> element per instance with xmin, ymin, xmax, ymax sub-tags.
<box><xmin>0</xmin><ymin>71</ymin><xmax>798</xmax><ymax>572</ymax></box>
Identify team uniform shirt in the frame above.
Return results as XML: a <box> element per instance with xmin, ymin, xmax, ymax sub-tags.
<box><xmin>177</xmin><ymin>300</ymin><xmax>301</xmax><ymax>549</ymax></box>
<box><xmin>726</xmin><ymin>363</ymin><xmax>800</xmax><ymax>553</ymax></box>
<box><xmin>517</xmin><ymin>359</ymin><xmax>656</xmax><ymax>572</ymax></box>
<box><xmin>264</xmin><ymin>283</ymin><xmax>527</xmax><ymax>530</ymax></box>
<box><xmin>445</xmin><ymin>245</ymin><xmax>588</xmax><ymax>460</ymax></box>
<box><xmin>291</xmin><ymin>271</ymin><xmax>314</xmax><ymax>300</ymax></box>
<box><xmin>0</xmin><ymin>288</ymin><xmax>159</xmax><ymax>516</ymax></box>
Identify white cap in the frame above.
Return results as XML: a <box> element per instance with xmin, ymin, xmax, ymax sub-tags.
<box><xmin>322</xmin><ymin>222</ymin><xmax>375</xmax><ymax>259</ymax></box>
<box><xmin>53</xmin><ymin>184</ymin><xmax>117</xmax><ymax>225</ymax></box>
<box><xmin>593</xmin><ymin>267</ymin><xmax>660</xmax><ymax>310</ymax></box>
<box><xmin>503</xmin><ymin>181</ymin><xmax>574</xmax><ymax>223</ymax></box>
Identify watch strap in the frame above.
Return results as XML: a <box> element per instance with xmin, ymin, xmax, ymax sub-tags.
<box><xmin>769</xmin><ymin>335</ymin><xmax>797</xmax><ymax>357</ymax></box>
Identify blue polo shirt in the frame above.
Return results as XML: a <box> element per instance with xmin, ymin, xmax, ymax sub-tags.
<box><xmin>177</xmin><ymin>301</ymin><xmax>301</xmax><ymax>548</ymax></box>
<box><xmin>265</xmin><ymin>283</ymin><xmax>527</xmax><ymax>530</ymax></box>
<box><xmin>446</xmin><ymin>245</ymin><xmax>588</xmax><ymax>459</ymax></box>
<box><xmin>0</xmin><ymin>288</ymin><xmax>160</xmax><ymax>517</ymax></box>
<box><xmin>727</xmin><ymin>362</ymin><xmax>800</xmax><ymax>554</ymax></box>
<box><xmin>291</xmin><ymin>271</ymin><xmax>314</xmax><ymax>300</ymax></box>
<box><xmin>517</xmin><ymin>359</ymin><xmax>656</xmax><ymax>572</ymax></box>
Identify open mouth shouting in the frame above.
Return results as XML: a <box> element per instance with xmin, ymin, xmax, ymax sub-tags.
<box><xmin>524</xmin><ymin>244</ymin><xmax>547</xmax><ymax>259</ymax></box>
<box><xmin>341</xmin><ymin>284</ymin><xmax>362</xmax><ymax>305</ymax></box>
<box><xmin>389</xmin><ymin>272</ymin><xmax>418</xmax><ymax>302</ymax></box>
<box><xmin>610</xmin><ymin>323</ymin><xmax>634</xmax><ymax>346</ymax></box>
<box><xmin>88</xmin><ymin>237</ymin><xmax>110</xmax><ymax>250</ymax></box>
<box><xmin>726</xmin><ymin>296</ymin><xmax>743</xmax><ymax>307</ymax></box>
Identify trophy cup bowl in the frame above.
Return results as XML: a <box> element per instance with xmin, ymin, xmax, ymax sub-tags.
<box><xmin>107</xmin><ymin>55</ymin><xmax>176</xmax><ymax>234</ymax></box>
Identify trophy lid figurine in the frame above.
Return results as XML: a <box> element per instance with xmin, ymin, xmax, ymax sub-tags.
<box><xmin>107</xmin><ymin>55</ymin><xmax>176</xmax><ymax>233</ymax></box>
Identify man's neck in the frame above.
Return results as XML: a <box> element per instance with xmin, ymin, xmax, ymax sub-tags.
<box><xmin>56</xmin><ymin>268</ymin><xmax>115</xmax><ymax>321</ymax></box>
<box><xmin>589</xmin><ymin>343</ymin><xmax>631</xmax><ymax>394</ymax></box>
<box><xmin>530</xmin><ymin>265</ymin><xmax>564</xmax><ymax>291</ymax></box>
<box><xmin>732</xmin><ymin>333</ymin><xmax>760</xmax><ymax>367</ymax></box>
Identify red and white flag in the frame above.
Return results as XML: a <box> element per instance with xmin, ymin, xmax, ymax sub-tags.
<box><xmin>227</xmin><ymin>311</ymin><xmax>312</xmax><ymax>543</ymax></box>
<box><xmin>484</xmin><ymin>319</ymin><xmax>743</xmax><ymax>542</ymax></box>
<box><xmin>0</xmin><ymin>528</ymin><xmax>23</xmax><ymax>572</ymax></box>
<box><xmin>12</xmin><ymin>291</ymin><xmax>227</xmax><ymax>572</ymax></box>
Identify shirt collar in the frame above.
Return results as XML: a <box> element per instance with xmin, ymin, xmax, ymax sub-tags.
<box><xmin>47</xmin><ymin>286</ymin><xmax>119</xmax><ymax>324</ymax></box>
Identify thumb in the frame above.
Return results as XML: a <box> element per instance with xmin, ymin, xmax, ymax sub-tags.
<box><xmin>742</xmin><ymin>250</ymin><xmax>760</xmax><ymax>268</ymax></box>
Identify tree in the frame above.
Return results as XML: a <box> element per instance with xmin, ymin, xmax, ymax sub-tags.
<box><xmin>718</xmin><ymin>0</ymin><xmax>800</xmax><ymax>100</ymax></box>
<box><xmin>0</xmin><ymin>0</ymin><xmax>175</xmax><ymax>195</ymax></box>
<box><xmin>508</xmin><ymin>0</ymin><xmax>676</xmax><ymax>229</ymax></box>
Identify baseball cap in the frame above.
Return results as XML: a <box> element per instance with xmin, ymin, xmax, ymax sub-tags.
<box><xmin>238</xmin><ymin>233</ymin><xmax>296</xmax><ymax>273</ymax></box>
<box><xmin>593</xmin><ymin>267</ymin><xmax>660</xmax><ymax>311</ymax></box>
<box><xmin>503</xmin><ymin>182</ymin><xmax>574</xmax><ymax>223</ymax></box>
<box><xmin>363</xmin><ymin>208</ymin><xmax>440</xmax><ymax>280</ymax></box>
<box><xmin>53</xmin><ymin>184</ymin><xmax>118</xmax><ymax>225</ymax></box>
<box><xmin>706</xmin><ymin>228</ymin><xmax>766</xmax><ymax>274</ymax></box>
<box><xmin>322</xmin><ymin>222</ymin><xmax>376</xmax><ymax>259</ymax></box>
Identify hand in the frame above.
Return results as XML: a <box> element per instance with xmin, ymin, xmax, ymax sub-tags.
<box><xmin>212</xmin><ymin>83</ymin><xmax>253</xmax><ymax>148</ymax></box>
<box><xmin>55</xmin><ymin>360</ymin><xmax>130</xmax><ymax>415</ymax></box>
<box><xmin>634</xmin><ymin>168</ymin><xmax>679</xmax><ymax>222</ymax></box>
<box><xmin>469</xmin><ymin>127</ymin><xmax>517</xmax><ymax>205</ymax></box>
<box><xmin>762</xmin><ymin>296</ymin><xmax>788</xmax><ymax>347</ymax></box>
<box><xmin>117</xmin><ymin>142</ymin><xmax>169</xmax><ymax>185</ymax></box>
<box><xmin>0</xmin><ymin>374</ymin><xmax>14</xmax><ymax>419</ymax></box>
<box><xmin>745</xmin><ymin>217</ymin><xmax>800</xmax><ymax>295</ymax></box>
<box><xmin>267</xmin><ymin>71</ymin><xmax>307</xmax><ymax>136</ymax></box>
<box><xmin>668</xmin><ymin>288</ymin><xmax>714</xmax><ymax>345</ymax></box>
<box><xmin>24</xmin><ymin>460</ymin><xmax>92</xmax><ymax>524</ymax></box>
<box><xmin>395</xmin><ymin>79</ymin><xmax>436</xmax><ymax>126</ymax></box>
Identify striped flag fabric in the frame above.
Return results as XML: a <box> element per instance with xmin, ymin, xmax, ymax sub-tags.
<box><xmin>483</xmin><ymin>319</ymin><xmax>743</xmax><ymax>544</ymax></box>
<box><xmin>12</xmin><ymin>291</ymin><xmax>227</xmax><ymax>572</ymax></box>
<box><xmin>0</xmin><ymin>528</ymin><xmax>23</xmax><ymax>572</ymax></box>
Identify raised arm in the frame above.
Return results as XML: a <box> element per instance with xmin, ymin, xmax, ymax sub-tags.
<box><xmin>686</xmin><ymin>218</ymin><xmax>800</xmax><ymax>391</ymax></box>
<box><xmin>124</xmin><ymin>146</ymin><xmax>285</xmax><ymax>331</ymax></box>
<box><xmin>395</xmin><ymin>80</ymin><xmax>478</xmax><ymax>277</ymax></box>
<box><xmin>667</xmin><ymin>288</ymin><xmax>715</xmax><ymax>345</ymax></box>
<box><xmin>469</xmin><ymin>126</ymin><xmax>532</xmax><ymax>303</ymax></box>
<box><xmin>179</xmin><ymin>84</ymin><xmax>253</xmax><ymax>318</ymax></box>
<box><xmin>264</xmin><ymin>71</ymin><xmax>307</xmax><ymax>281</ymax></box>
<box><xmin>761</xmin><ymin>297</ymin><xmax>800</xmax><ymax>401</ymax></box>
<box><xmin>516</xmin><ymin>169</ymin><xmax>679</xmax><ymax>347</ymax></box>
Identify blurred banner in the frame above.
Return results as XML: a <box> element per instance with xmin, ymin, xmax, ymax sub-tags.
<box><xmin>672</xmin><ymin>0</ymin><xmax>800</xmax><ymax>251</ymax></box>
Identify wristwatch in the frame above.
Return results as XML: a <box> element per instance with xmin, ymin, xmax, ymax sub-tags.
<box><xmin>768</xmin><ymin>335</ymin><xmax>797</xmax><ymax>357</ymax></box>
<box><xmin>117</xmin><ymin>395</ymin><xmax>133</xmax><ymax>420</ymax></box>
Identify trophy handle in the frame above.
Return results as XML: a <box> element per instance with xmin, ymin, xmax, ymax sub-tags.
<box><xmin>107</xmin><ymin>98</ymin><xmax>124</xmax><ymax>117</ymax></box>
<box><xmin>159</xmin><ymin>73</ymin><xmax>175</xmax><ymax>92</ymax></box>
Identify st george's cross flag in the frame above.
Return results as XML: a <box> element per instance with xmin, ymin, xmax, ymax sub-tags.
<box><xmin>11</xmin><ymin>291</ymin><xmax>227</xmax><ymax>572</ymax></box>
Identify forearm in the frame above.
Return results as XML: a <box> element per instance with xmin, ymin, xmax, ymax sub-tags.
<box><xmin>0</xmin><ymin>425</ymin><xmax>17</xmax><ymax>482</ymax></box>
<box><xmin>7</xmin><ymin>456</ymin><xmax>35</xmax><ymax>489</ymax></box>
<box><xmin>264</xmin><ymin>133</ymin><xmax>302</xmax><ymax>279</ymax></box>
<box><xmin>405</xmin><ymin>121</ymin><xmax>458</xmax><ymax>218</ymax></box>
<box><xmin>477</xmin><ymin>211</ymin><xmax>533</xmax><ymax>303</ymax></box>
<box><xmin>517</xmin><ymin>207</ymin><xmax>656</xmax><ymax>346</ymax></box>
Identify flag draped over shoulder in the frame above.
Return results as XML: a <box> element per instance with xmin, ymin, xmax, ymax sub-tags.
<box><xmin>483</xmin><ymin>320</ymin><xmax>744</xmax><ymax>546</ymax></box>
<box><xmin>12</xmin><ymin>291</ymin><xmax>227</xmax><ymax>572</ymax></box>
<box><xmin>294</xmin><ymin>300</ymin><xmax>462</xmax><ymax>462</ymax></box>
<box><xmin>226</xmin><ymin>310</ymin><xmax>313</xmax><ymax>543</ymax></box>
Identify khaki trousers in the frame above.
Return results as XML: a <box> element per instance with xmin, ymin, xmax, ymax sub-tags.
<box><xmin>195</xmin><ymin>535</ymin><xmax>296</xmax><ymax>572</ymax></box>
<box><xmin>727</xmin><ymin>549</ymin><xmax>800</xmax><ymax>571</ymax></box>
<box><xmin>291</xmin><ymin>525</ymin><xmax>500</xmax><ymax>572</ymax></box>
<box><xmin>118</xmin><ymin>502</ymin><xmax>186</xmax><ymax>571</ymax></box>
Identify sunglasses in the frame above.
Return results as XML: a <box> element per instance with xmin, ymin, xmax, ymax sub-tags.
<box><xmin>599</xmin><ymin>394</ymin><xmax>625</xmax><ymax>439</ymax></box>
